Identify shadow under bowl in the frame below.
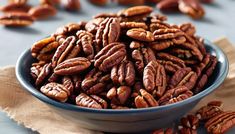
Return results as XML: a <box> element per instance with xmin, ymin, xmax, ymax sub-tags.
<box><xmin>15</xmin><ymin>39</ymin><xmax>229</xmax><ymax>133</ymax></box>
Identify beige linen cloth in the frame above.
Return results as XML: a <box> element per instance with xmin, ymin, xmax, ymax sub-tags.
<box><xmin>0</xmin><ymin>38</ymin><xmax>235</xmax><ymax>134</ymax></box>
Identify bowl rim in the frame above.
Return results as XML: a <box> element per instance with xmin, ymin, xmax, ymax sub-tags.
<box><xmin>15</xmin><ymin>39</ymin><xmax>229</xmax><ymax>114</ymax></box>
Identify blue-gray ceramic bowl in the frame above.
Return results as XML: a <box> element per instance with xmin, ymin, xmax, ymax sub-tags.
<box><xmin>15</xmin><ymin>39</ymin><xmax>229</xmax><ymax>133</ymax></box>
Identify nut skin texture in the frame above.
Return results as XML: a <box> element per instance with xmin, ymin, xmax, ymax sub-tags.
<box><xmin>143</xmin><ymin>61</ymin><xmax>167</xmax><ymax>98</ymax></box>
<box><xmin>54</xmin><ymin>57</ymin><xmax>91</xmax><ymax>75</ymax></box>
<box><xmin>127</xmin><ymin>28</ymin><xmax>154</xmax><ymax>42</ymax></box>
<box><xmin>107</xmin><ymin>86</ymin><xmax>131</xmax><ymax>105</ymax></box>
<box><xmin>76</xmin><ymin>93</ymin><xmax>107</xmax><ymax>109</ymax></box>
<box><xmin>135</xmin><ymin>89</ymin><xmax>158</xmax><ymax>108</ymax></box>
<box><xmin>120</xmin><ymin>22</ymin><xmax>148</xmax><ymax>30</ymax></box>
<box><xmin>0</xmin><ymin>12</ymin><xmax>34</xmax><ymax>27</ymax></box>
<box><xmin>35</xmin><ymin>63</ymin><xmax>52</xmax><ymax>86</ymax></box>
<box><xmin>94</xmin><ymin>42</ymin><xmax>126</xmax><ymax>72</ymax></box>
<box><xmin>40</xmin><ymin>82</ymin><xmax>69</xmax><ymax>102</ymax></box>
<box><xmin>111</xmin><ymin>60</ymin><xmax>135</xmax><ymax>86</ymax></box>
<box><xmin>29</xmin><ymin>5</ymin><xmax>57</xmax><ymax>20</ymax></box>
<box><xmin>178</xmin><ymin>114</ymin><xmax>199</xmax><ymax>134</ymax></box>
<box><xmin>179</xmin><ymin>0</ymin><xmax>205</xmax><ymax>19</ymax></box>
<box><xmin>96</xmin><ymin>17</ymin><xmax>120</xmax><ymax>47</ymax></box>
<box><xmin>61</xmin><ymin>0</ymin><xmax>81</xmax><ymax>11</ymax></box>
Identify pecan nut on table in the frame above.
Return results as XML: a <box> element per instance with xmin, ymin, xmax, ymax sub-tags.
<box><xmin>30</xmin><ymin>6</ymin><xmax>218</xmax><ymax>110</ymax></box>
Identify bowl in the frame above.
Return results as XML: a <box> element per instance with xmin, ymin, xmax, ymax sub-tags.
<box><xmin>15</xmin><ymin>39</ymin><xmax>229</xmax><ymax>133</ymax></box>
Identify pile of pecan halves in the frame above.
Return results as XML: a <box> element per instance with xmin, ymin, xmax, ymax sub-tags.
<box><xmin>153</xmin><ymin>101</ymin><xmax>235</xmax><ymax>134</ymax></box>
<box><xmin>30</xmin><ymin>6</ymin><xmax>217</xmax><ymax>110</ymax></box>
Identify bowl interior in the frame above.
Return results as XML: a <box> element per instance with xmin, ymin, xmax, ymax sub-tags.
<box><xmin>15</xmin><ymin>39</ymin><xmax>229</xmax><ymax>114</ymax></box>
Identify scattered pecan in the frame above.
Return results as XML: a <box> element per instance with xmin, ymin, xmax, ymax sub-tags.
<box><xmin>111</xmin><ymin>60</ymin><xmax>135</xmax><ymax>86</ymax></box>
<box><xmin>76</xmin><ymin>93</ymin><xmax>107</xmax><ymax>109</ymax></box>
<box><xmin>94</xmin><ymin>42</ymin><xmax>126</xmax><ymax>72</ymax></box>
<box><xmin>61</xmin><ymin>0</ymin><xmax>81</xmax><ymax>11</ymax></box>
<box><xmin>143</xmin><ymin>61</ymin><xmax>167</xmax><ymax>97</ymax></box>
<box><xmin>40</xmin><ymin>82</ymin><xmax>69</xmax><ymax>102</ymax></box>
<box><xmin>159</xmin><ymin>86</ymin><xmax>193</xmax><ymax>105</ymax></box>
<box><xmin>0</xmin><ymin>2</ymin><xmax>31</xmax><ymax>13</ymax></box>
<box><xmin>107</xmin><ymin>86</ymin><xmax>131</xmax><ymax>105</ymax></box>
<box><xmin>118</xmin><ymin>6</ymin><xmax>153</xmax><ymax>18</ymax></box>
<box><xmin>178</xmin><ymin>114</ymin><xmax>199</xmax><ymax>134</ymax></box>
<box><xmin>96</xmin><ymin>17</ymin><xmax>120</xmax><ymax>47</ymax></box>
<box><xmin>134</xmin><ymin>89</ymin><xmax>159</xmax><ymax>108</ymax></box>
<box><xmin>156</xmin><ymin>52</ymin><xmax>186</xmax><ymax>68</ymax></box>
<box><xmin>54</xmin><ymin>57</ymin><xmax>91</xmax><ymax>75</ymax></box>
<box><xmin>28</xmin><ymin>4</ymin><xmax>57</xmax><ymax>20</ymax></box>
<box><xmin>157</xmin><ymin>0</ymin><xmax>179</xmax><ymax>12</ymax></box>
<box><xmin>127</xmin><ymin>28</ymin><xmax>154</xmax><ymax>42</ymax></box>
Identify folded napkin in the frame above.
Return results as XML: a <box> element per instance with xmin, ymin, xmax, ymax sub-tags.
<box><xmin>0</xmin><ymin>38</ymin><xmax>234</xmax><ymax>134</ymax></box>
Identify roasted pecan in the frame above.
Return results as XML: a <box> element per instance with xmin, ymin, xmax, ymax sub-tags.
<box><xmin>134</xmin><ymin>89</ymin><xmax>159</xmax><ymax>108</ymax></box>
<box><xmin>152</xmin><ymin>128</ymin><xmax>174</xmax><ymax>134</ymax></box>
<box><xmin>40</xmin><ymin>82</ymin><xmax>69</xmax><ymax>102</ymax></box>
<box><xmin>149</xmin><ymin>20</ymin><xmax>171</xmax><ymax>32</ymax></box>
<box><xmin>89</xmin><ymin>0</ymin><xmax>108</xmax><ymax>6</ymax></box>
<box><xmin>76</xmin><ymin>30</ymin><xmax>94</xmax><ymax>60</ymax></box>
<box><xmin>143</xmin><ymin>60</ymin><xmax>167</xmax><ymax>97</ymax></box>
<box><xmin>54</xmin><ymin>57</ymin><xmax>91</xmax><ymax>75</ymax></box>
<box><xmin>196</xmin><ymin>101</ymin><xmax>223</xmax><ymax>121</ymax></box>
<box><xmin>120</xmin><ymin>22</ymin><xmax>148</xmax><ymax>30</ymax></box>
<box><xmin>52</xmin><ymin>36</ymin><xmax>81</xmax><ymax>67</ymax></box>
<box><xmin>205</xmin><ymin>112</ymin><xmax>235</xmax><ymax>134</ymax></box>
<box><xmin>96</xmin><ymin>17</ymin><xmax>120</xmax><ymax>47</ymax></box>
<box><xmin>178</xmin><ymin>0</ymin><xmax>205</xmax><ymax>19</ymax></box>
<box><xmin>35</xmin><ymin>63</ymin><xmax>52</xmax><ymax>86</ymax></box>
<box><xmin>178</xmin><ymin>114</ymin><xmax>199</xmax><ymax>134</ymax></box>
<box><xmin>179</xmin><ymin>42</ymin><xmax>203</xmax><ymax>61</ymax></box>
<box><xmin>28</xmin><ymin>5</ymin><xmax>57</xmax><ymax>20</ymax></box>
<box><xmin>0</xmin><ymin>12</ymin><xmax>34</xmax><ymax>27</ymax></box>
<box><xmin>169</xmin><ymin>67</ymin><xmax>197</xmax><ymax>90</ymax></box>
<box><xmin>159</xmin><ymin>86</ymin><xmax>193</xmax><ymax>105</ymax></box>
<box><xmin>61</xmin><ymin>0</ymin><xmax>81</xmax><ymax>11</ymax></box>
<box><xmin>76</xmin><ymin>93</ymin><xmax>107</xmax><ymax>109</ymax></box>
<box><xmin>107</xmin><ymin>86</ymin><xmax>131</xmax><ymax>105</ymax></box>
<box><xmin>153</xmin><ymin>28</ymin><xmax>186</xmax><ymax>43</ymax></box>
<box><xmin>130</xmin><ymin>41</ymin><xmax>156</xmax><ymax>73</ymax></box>
<box><xmin>118</xmin><ymin>6</ymin><xmax>153</xmax><ymax>18</ymax></box>
<box><xmin>81</xmin><ymin>69</ymin><xmax>111</xmax><ymax>94</ymax></box>
<box><xmin>156</xmin><ymin>52</ymin><xmax>186</xmax><ymax>68</ymax></box>
<box><xmin>157</xmin><ymin>0</ymin><xmax>179</xmax><ymax>12</ymax></box>
<box><xmin>168</xmin><ymin>48</ymin><xmax>194</xmax><ymax>60</ymax></box>
<box><xmin>30</xmin><ymin>65</ymin><xmax>42</xmax><ymax>80</ymax></box>
<box><xmin>0</xmin><ymin>2</ymin><xmax>31</xmax><ymax>13</ymax></box>
<box><xmin>115</xmin><ymin>0</ymin><xmax>145</xmax><ymax>5</ymax></box>
<box><xmin>194</xmin><ymin>36</ymin><xmax>206</xmax><ymax>56</ymax></box>
<box><xmin>40</xmin><ymin>0</ymin><xmax>61</xmax><ymax>6</ymax></box>
<box><xmin>127</xmin><ymin>28</ymin><xmax>154</xmax><ymax>42</ymax></box>
<box><xmin>53</xmin><ymin>23</ymin><xmax>83</xmax><ymax>37</ymax></box>
<box><xmin>62</xmin><ymin>76</ymin><xmax>74</xmax><ymax>95</ymax></box>
<box><xmin>94</xmin><ymin>42</ymin><xmax>126</xmax><ymax>72</ymax></box>
<box><xmin>85</xmin><ymin>18</ymin><xmax>104</xmax><ymax>34</ymax></box>
<box><xmin>111</xmin><ymin>60</ymin><xmax>135</xmax><ymax>86</ymax></box>
<box><xmin>179</xmin><ymin>23</ymin><xmax>196</xmax><ymax>37</ymax></box>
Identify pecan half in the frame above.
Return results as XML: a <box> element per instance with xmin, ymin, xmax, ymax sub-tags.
<box><xmin>54</xmin><ymin>57</ymin><xmax>91</xmax><ymax>75</ymax></box>
<box><xmin>62</xmin><ymin>76</ymin><xmax>74</xmax><ymax>95</ymax></box>
<box><xmin>115</xmin><ymin>0</ymin><xmax>145</xmax><ymax>5</ymax></box>
<box><xmin>127</xmin><ymin>28</ymin><xmax>154</xmax><ymax>42</ymax></box>
<box><xmin>149</xmin><ymin>19</ymin><xmax>171</xmax><ymax>32</ymax></box>
<box><xmin>157</xmin><ymin>0</ymin><xmax>179</xmax><ymax>12</ymax></box>
<box><xmin>35</xmin><ymin>63</ymin><xmax>52</xmax><ymax>86</ymax></box>
<box><xmin>156</xmin><ymin>52</ymin><xmax>186</xmax><ymax>68</ymax></box>
<box><xmin>178</xmin><ymin>114</ymin><xmax>199</xmax><ymax>134</ymax></box>
<box><xmin>178</xmin><ymin>0</ymin><xmax>205</xmax><ymax>19</ymax></box>
<box><xmin>94</xmin><ymin>42</ymin><xmax>126</xmax><ymax>72</ymax></box>
<box><xmin>76</xmin><ymin>93</ymin><xmax>107</xmax><ymax>109</ymax></box>
<box><xmin>28</xmin><ymin>4</ymin><xmax>57</xmax><ymax>20</ymax></box>
<box><xmin>85</xmin><ymin>18</ymin><xmax>104</xmax><ymax>34</ymax></box>
<box><xmin>81</xmin><ymin>69</ymin><xmax>111</xmax><ymax>94</ymax></box>
<box><xmin>179</xmin><ymin>23</ymin><xmax>196</xmax><ymax>37</ymax></box>
<box><xmin>134</xmin><ymin>89</ymin><xmax>159</xmax><ymax>108</ymax></box>
<box><xmin>118</xmin><ymin>6</ymin><xmax>153</xmax><ymax>17</ymax></box>
<box><xmin>0</xmin><ymin>12</ymin><xmax>34</xmax><ymax>27</ymax></box>
<box><xmin>107</xmin><ymin>86</ymin><xmax>131</xmax><ymax>105</ymax></box>
<box><xmin>61</xmin><ymin>0</ymin><xmax>81</xmax><ymax>11</ymax></box>
<box><xmin>205</xmin><ymin>112</ymin><xmax>235</xmax><ymax>134</ymax></box>
<box><xmin>196</xmin><ymin>101</ymin><xmax>223</xmax><ymax>121</ymax></box>
<box><xmin>143</xmin><ymin>61</ymin><xmax>167</xmax><ymax>97</ymax></box>
<box><xmin>153</xmin><ymin>28</ymin><xmax>185</xmax><ymax>43</ymax></box>
<box><xmin>111</xmin><ymin>60</ymin><xmax>135</xmax><ymax>86</ymax></box>
<box><xmin>40</xmin><ymin>82</ymin><xmax>69</xmax><ymax>102</ymax></box>
<box><xmin>96</xmin><ymin>17</ymin><xmax>120</xmax><ymax>47</ymax></box>
<box><xmin>120</xmin><ymin>22</ymin><xmax>148</xmax><ymax>30</ymax></box>
<box><xmin>159</xmin><ymin>86</ymin><xmax>193</xmax><ymax>105</ymax></box>
<box><xmin>169</xmin><ymin>67</ymin><xmax>198</xmax><ymax>90</ymax></box>
<box><xmin>0</xmin><ymin>2</ymin><xmax>31</xmax><ymax>13</ymax></box>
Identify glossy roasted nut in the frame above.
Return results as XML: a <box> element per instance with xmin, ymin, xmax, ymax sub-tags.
<box><xmin>51</xmin><ymin>36</ymin><xmax>80</xmax><ymax>67</ymax></box>
<box><xmin>196</xmin><ymin>101</ymin><xmax>223</xmax><ymax>121</ymax></box>
<box><xmin>85</xmin><ymin>18</ymin><xmax>104</xmax><ymax>34</ymax></box>
<box><xmin>61</xmin><ymin>0</ymin><xmax>81</xmax><ymax>11</ymax></box>
<box><xmin>29</xmin><ymin>5</ymin><xmax>57</xmax><ymax>20</ymax></box>
<box><xmin>134</xmin><ymin>89</ymin><xmax>158</xmax><ymax>108</ymax></box>
<box><xmin>159</xmin><ymin>86</ymin><xmax>193</xmax><ymax>105</ymax></box>
<box><xmin>180</xmin><ymin>42</ymin><xmax>203</xmax><ymax>61</ymax></box>
<box><xmin>205</xmin><ymin>112</ymin><xmax>235</xmax><ymax>134</ymax></box>
<box><xmin>169</xmin><ymin>67</ymin><xmax>198</xmax><ymax>90</ymax></box>
<box><xmin>156</xmin><ymin>0</ymin><xmax>179</xmax><ymax>12</ymax></box>
<box><xmin>76</xmin><ymin>93</ymin><xmax>106</xmax><ymax>109</ymax></box>
<box><xmin>0</xmin><ymin>3</ymin><xmax>31</xmax><ymax>13</ymax></box>
<box><xmin>40</xmin><ymin>82</ymin><xmax>69</xmax><ymax>102</ymax></box>
<box><xmin>96</xmin><ymin>17</ymin><xmax>120</xmax><ymax>47</ymax></box>
<box><xmin>178</xmin><ymin>0</ymin><xmax>205</xmax><ymax>19</ymax></box>
<box><xmin>143</xmin><ymin>61</ymin><xmax>167</xmax><ymax>97</ymax></box>
<box><xmin>107</xmin><ymin>86</ymin><xmax>131</xmax><ymax>105</ymax></box>
<box><xmin>35</xmin><ymin>63</ymin><xmax>52</xmax><ymax>86</ymax></box>
<box><xmin>127</xmin><ymin>28</ymin><xmax>154</xmax><ymax>42</ymax></box>
<box><xmin>54</xmin><ymin>57</ymin><xmax>91</xmax><ymax>75</ymax></box>
<box><xmin>156</xmin><ymin>52</ymin><xmax>186</xmax><ymax>68</ymax></box>
<box><xmin>76</xmin><ymin>30</ymin><xmax>94</xmax><ymax>60</ymax></box>
<box><xmin>179</xmin><ymin>23</ymin><xmax>196</xmax><ymax>37</ymax></box>
<box><xmin>152</xmin><ymin>128</ymin><xmax>174</xmax><ymax>134</ymax></box>
<box><xmin>30</xmin><ymin>65</ymin><xmax>42</xmax><ymax>80</ymax></box>
<box><xmin>94</xmin><ymin>42</ymin><xmax>126</xmax><ymax>72</ymax></box>
<box><xmin>115</xmin><ymin>0</ymin><xmax>145</xmax><ymax>5</ymax></box>
<box><xmin>120</xmin><ymin>22</ymin><xmax>148</xmax><ymax>30</ymax></box>
<box><xmin>0</xmin><ymin>12</ymin><xmax>34</xmax><ymax>27</ymax></box>
<box><xmin>53</xmin><ymin>23</ymin><xmax>83</xmax><ymax>37</ymax></box>
<box><xmin>118</xmin><ymin>6</ymin><xmax>153</xmax><ymax>17</ymax></box>
<box><xmin>89</xmin><ymin>0</ymin><xmax>108</xmax><ymax>6</ymax></box>
<box><xmin>149</xmin><ymin>20</ymin><xmax>171</xmax><ymax>32</ymax></box>
<box><xmin>111</xmin><ymin>60</ymin><xmax>135</xmax><ymax>86</ymax></box>
<box><xmin>153</xmin><ymin>28</ymin><xmax>185</xmax><ymax>41</ymax></box>
<box><xmin>149</xmin><ymin>40</ymin><xmax>174</xmax><ymax>51</ymax></box>
<box><xmin>40</xmin><ymin>0</ymin><xmax>61</xmax><ymax>6</ymax></box>
<box><xmin>178</xmin><ymin>114</ymin><xmax>199</xmax><ymax>134</ymax></box>
<box><xmin>62</xmin><ymin>76</ymin><xmax>74</xmax><ymax>95</ymax></box>
<box><xmin>81</xmin><ymin>69</ymin><xmax>111</xmax><ymax>94</ymax></box>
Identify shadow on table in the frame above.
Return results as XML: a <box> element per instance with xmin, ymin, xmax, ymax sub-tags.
<box><xmin>3</xmin><ymin>26</ymin><xmax>41</xmax><ymax>35</ymax></box>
